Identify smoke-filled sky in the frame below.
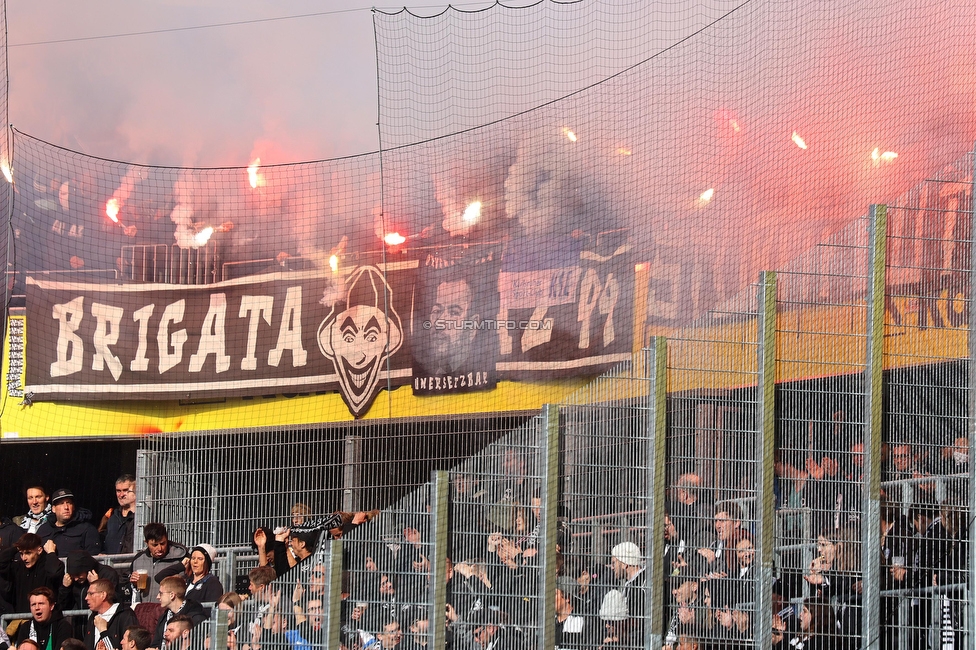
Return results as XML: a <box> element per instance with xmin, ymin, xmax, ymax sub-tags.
<box><xmin>9</xmin><ymin>0</ymin><xmax>976</xmax><ymax>325</ymax></box>
<box><xmin>7</xmin><ymin>0</ymin><xmax>383</xmax><ymax>165</ymax></box>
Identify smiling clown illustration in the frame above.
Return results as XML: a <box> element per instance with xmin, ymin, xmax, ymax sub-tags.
<box><xmin>317</xmin><ymin>266</ymin><xmax>403</xmax><ymax>417</ymax></box>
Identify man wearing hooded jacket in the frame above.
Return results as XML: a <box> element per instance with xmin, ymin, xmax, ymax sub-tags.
<box><xmin>36</xmin><ymin>490</ymin><xmax>101</xmax><ymax>556</ymax></box>
<box><xmin>15</xmin><ymin>588</ymin><xmax>72</xmax><ymax>650</ymax></box>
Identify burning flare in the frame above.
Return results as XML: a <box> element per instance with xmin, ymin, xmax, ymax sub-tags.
<box><xmin>1</xmin><ymin>161</ymin><xmax>12</xmax><ymax>184</ymax></box>
<box><xmin>194</xmin><ymin>226</ymin><xmax>215</xmax><ymax>247</ymax></box>
<box><xmin>462</xmin><ymin>201</ymin><xmax>482</xmax><ymax>224</ymax></box>
<box><xmin>562</xmin><ymin>128</ymin><xmax>578</xmax><ymax>142</ymax></box>
<box><xmin>699</xmin><ymin>188</ymin><xmax>715</xmax><ymax>203</ymax></box>
<box><xmin>791</xmin><ymin>132</ymin><xmax>808</xmax><ymax>149</ymax></box>
<box><xmin>384</xmin><ymin>232</ymin><xmax>406</xmax><ymax>246</ymax></box>
<box><xmin>106</xmin><ymin>198</ymin><xmax>121</xmax><ymax>223</ymax></box>
<box><xmin>871</xmin><ymin>148</ymin><xmax>898</xmax><ymax>166</ymax></box>
<box><xmin>247</xmin><ymin>158</ymin><xmax>262</xmax><ymax>189</ymax></box>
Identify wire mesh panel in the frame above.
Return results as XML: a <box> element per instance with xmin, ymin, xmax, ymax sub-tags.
<box><xmin>138</xmin><ymin>417</ymin><xmax>530</xmax><ymax>549</ymax></box>
<box><xmin>339</xmin><ymin>485</ymin><xmax>434</xmax><ymax>650</ymax></box>
<box><xmin>881</xmin><ymin>148</ymin><xmax>974</xmax><ymax>649</ymax></box>
<box><xmin>664</xmin><ymin>284</ymin><xmax>763</xmax><ymax>649</ymax></box>
<box><xmin>558</xmin><ymin>355</ymin><xmax>663</xmax><ymax>649</ymax></box>
<box><xmin>447</xmin><ymin>416</ymin><xmax>547</xmax><ymax>648</ymax></box>
<box><xmin>773</xmin><ymin>214</ymin><xmax>871</xmax><ymax>648</ymax></box>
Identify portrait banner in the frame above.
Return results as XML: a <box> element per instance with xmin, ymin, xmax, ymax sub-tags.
<box><xmin>411</xmin><ymin>249</ymin><xmax>501</xmax><ymax>396</ymax></box>
<box><xmin>25</xmin><ymin>263</ymin><xmax>416</xmax><ymax>415</ymax></box>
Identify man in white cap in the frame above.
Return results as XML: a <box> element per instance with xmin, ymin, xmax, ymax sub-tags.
<box><xmin>599</xmin><ymin>541</ymin><xmax>647</xmax><ymax>646</ymax></box>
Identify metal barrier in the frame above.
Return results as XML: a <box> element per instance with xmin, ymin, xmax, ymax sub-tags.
<box><xmin>126</xmin><ymin>152</ymin><xmax>976</xmax><ymax>649</ymax></box>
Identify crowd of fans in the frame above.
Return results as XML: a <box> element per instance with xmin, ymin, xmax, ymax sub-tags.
<box><xmin>0</xmin><ymin>434</ymin><xmax>971</xmax><ymax>650</ymax></box>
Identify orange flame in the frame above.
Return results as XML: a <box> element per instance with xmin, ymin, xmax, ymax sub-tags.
<box><xmin>106</xmin><ymin>198</ymin><xmax>121</xmax><ymax>223</ymax></box>
<box><xmin>384</xmin><ymin>232</ymin><xmax>406</xmax><ymax>246</ymax></box>
<box><xmin>247</xmin><ymin>158</ymin><xmax>261</xmax><ymax>189</ymax></box>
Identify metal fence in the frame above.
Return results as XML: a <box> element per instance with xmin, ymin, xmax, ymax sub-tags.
<box><xmin>128</xmin><ymin>153</ymin><xmax>976</xmax><ymax>650</ymax></box>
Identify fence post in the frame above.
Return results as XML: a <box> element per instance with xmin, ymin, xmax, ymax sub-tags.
<box><xmin>967</xmin><ymin>141</ymin><xmax>976</xmax><ymax>648</ymax></box>
<box><xmin>323</xmin><ymin>539</ymin><xmax>344</xmax><ymax>649</ymax></box>
<box><xmin>538</xmin><ymin>405</ymin><xmax>560</xmax><ymax>650</ymax></box>
<box><xmin>209</xmin><ymin>600</ymin><xmax>229</xmax><ymax>650</ymax></box>
<box><xmin>642</xmin><ymin>337</ymin><xmax>667</xmax><ymax>650</ymax></box>
<box><xmin>861</xmin><ymin>204</ymin><xmax>887</xmax><ymax>647</ymax></box>
<box><xmin>754</xmin><ymin>271</ymin><xmax>777</xmax><ymax>649</ymax></box>
<box><xmin>135</xmin><ymin>449</ymin><xmax>149</xmax><ymax>536</ymax></box>
<box><xmin>429</xmin><ymin>470</ymin><xmax>450</xmax><ymax>649</ymax></box>
<box><xmin>342</xmin><ymin>434</ymin><xmax>364</xmax><ymax>512</ymax></box>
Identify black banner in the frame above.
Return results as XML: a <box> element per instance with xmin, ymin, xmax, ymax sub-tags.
<box><xmin>26</xmin><ymin>263</ymin><xmax>415</xmax><ymax>416</ymax></box>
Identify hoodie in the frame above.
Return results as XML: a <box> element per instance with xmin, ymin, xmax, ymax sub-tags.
<box><xmin>130</xmin><ymin>541</ymin><xmax>189</xmax><ymax>602</ymax></box>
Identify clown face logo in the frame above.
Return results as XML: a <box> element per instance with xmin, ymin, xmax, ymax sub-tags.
<box><xmin>317</xmin><ymin>266</ymin><xmax>403</xmax><ymax>417</ymax></box>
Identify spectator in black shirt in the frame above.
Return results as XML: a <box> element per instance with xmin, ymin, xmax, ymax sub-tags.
<box><xmin>101</xmin><ymin>476</ymin><xmax>136</xmax><ymax>555</ymax></box>
<box><xmin>0</xmin><ymin>534</ymin><xmax>65</xmax><ymax>613</ymax></box>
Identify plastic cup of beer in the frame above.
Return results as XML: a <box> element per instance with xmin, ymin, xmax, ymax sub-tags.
<box><xmin>135</xmin><ymin>571</ymin><xmax>149</xmax><ymax>590</ymax></box>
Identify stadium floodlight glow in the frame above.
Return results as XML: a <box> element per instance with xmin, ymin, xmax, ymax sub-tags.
<box><xmin>791</xmin><ymin>132</ymin><xmax>808</xmax><ymax>149</ymax></box>
<box><xmin>329</xmin><ymin>254</ymin><xmax>339</xmax><ymax>273</ymax></box>
<box><xmin>384</xmin><ymin>232</ymin><xmax>406</xmax><ymax>246</ymax></box>
<box><xmin>562</xmin><ymin>127</ymin><xmax>578</xmax><ymax>142</ymax></box>
<box><xmin>106</xmin><ymin>198</ymin><xmax>121</xmax><ymax>223</ymax></box>
<box><xmin>194</xmin><ymin>226</ymin><xmax>214</xmax><ymax>246</ymax></box>
<box><xmin>1</xmin><ymin>161</ymin><xmax>12</xmax><ymax>183</ymax></box>
<box><xmin>699</xmin><ymin>188</ymin><xmax>715</xmax><ymax>202</ymax></box>
<box><xmin>247</xmin><ymin>158</ymin><xmax>261</xmax><ymax>189</ymax></box>
<box><xmin>462</xmin><ymin>201</ymin><xmax>482</xmax><ymax>224</ymax></box>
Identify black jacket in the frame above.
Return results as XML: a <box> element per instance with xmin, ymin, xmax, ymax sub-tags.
<box><xmin>36</xmin><ymin>511</ymin><xmax>102</xmax><ymax>556</ymax></box>
<box><xmin>102</xmin><ymin>509</ymin><xmax>135</xmax><ymax>555</ymax></box>
<box><xmin>0</xmin><ymin>518</ymin><xmax>23</xmax><ymax>549</ymax></box>
<box><xmin>83</xmin><ymin>604</ymin><xmax>139</xmax><ymax>650</ymax></box>
<box><xmin>151</xmin><ymin>599</ymin><xmax>208</xmax><ymax>647</ymax></box>
<box><xmin>15</xmin><ymin>609</ymin><xmax>74</xmax><ymax>650</ymax></box>
<box><xmin>0</xmin><ymin>546</ymin><xmax>65</xmax><ymax>613</ymax></box>
<box><xmin>58</xmin><ymin>562</ymin><xmax>121</xmax><ymax>612</ymax></box>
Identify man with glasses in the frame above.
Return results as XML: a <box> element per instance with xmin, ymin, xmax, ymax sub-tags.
<box><xmin>102</xmin><ymin>476</ymin><xmax>137</xmax><ymax>555</ymax></box>
<box><xmin>83</xmin><ymin>578</ymin><xmax>138</xmax><ymax>650</ymax></box>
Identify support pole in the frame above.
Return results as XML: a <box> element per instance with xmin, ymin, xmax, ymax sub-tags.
<box><xmin>642</xmin><ymin>337</ymin><xmax>668</xmax><ymax>650</ymax></box>
<box><xmin>342</xmin><ymin>434</ymin><xmax>363</xmax><ymax>512</ymax></box>
<box><xmin>754</xmin><ymin>271</ymin><xmax>777</xmax><ymax>649</ymax></box>
<box><xmin>967</xmin><ymin>142</ymin><xmax>976</xmax><ymax>648</ymax></box>
<box><xmin>861</xmin><ymin>204</ymin><xmax>888</xmax><ymax>648</ymax></box>
<box><xmin>323</xmin><ymin>539</ymin><xmax>344</xmax><ymax>649</ymax></box>
<box><xmin>537</xmin><ymin>405</ymin><xmax>560</xmax><ymax>650</ymax></box>
<box><xmin>429</xmin><ymin>471</ymin><xmax>450</xmax><ymax>650</ymax></box>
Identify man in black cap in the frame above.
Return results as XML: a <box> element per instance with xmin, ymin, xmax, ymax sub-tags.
<box><xmin>36</xmin><ymin>490</ymin><xmax>102</xmax><ymax>556</ymax></box>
